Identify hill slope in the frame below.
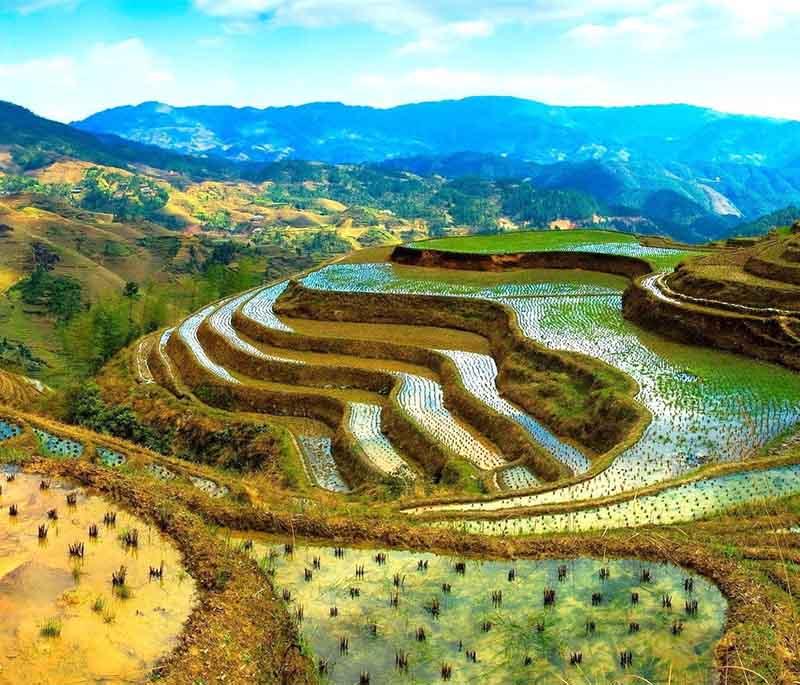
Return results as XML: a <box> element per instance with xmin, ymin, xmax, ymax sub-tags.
<box><xmin>0</xmin><ymin>101</ymin><xmax>235</xmax><ymax>178</ymax></box>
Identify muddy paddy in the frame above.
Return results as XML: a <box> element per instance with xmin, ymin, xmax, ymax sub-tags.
<box><xmin>0</xmin><ymin>471</ymin><xmax>196</xmax><ymax>684</ymax></box>
<box><xmin>241</xmin><ymin>538</ymin><xmax>727</xmax><ymax>684</ymax></box>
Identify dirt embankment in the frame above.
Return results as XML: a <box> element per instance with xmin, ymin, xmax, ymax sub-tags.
<box><xmin>391</xmin><ymin>245</ymin><xmax>652</xmax><ymax>280</ymax></box>
<box><xmin>623</xmin><ymin>279</ymin><xmax>800</xmax><ymax>370</ymax></box>
<box><xmin>197</xmin><ymin>318</ymin><xmax>395</xmax><ymax>395</ymax></box>
<box><xmin>275</xmin><ymin>281</ymin><xmax>644</xmax><ymax>458</ymax></box>
<box><xmin>163</xmin><ymin>329</ymin><xmax>381</xmax><ymax>487</ymax></box>
<box><xmin>666</xmin><ymin>266</ymin><xmax>800</xmax><ymax>311</ymax></box>
<box><xmin>746</xmin><ymin>254</ymin><xmax>800</xmax><ymax>287</ymax></box>
<box><xmin>162</xmin><ymin>327</ymin><xmax>485</xmax><ymax>488</ymax></box>
<box><xmin>232</xmin><ymin>302</ymin><xmax>570</xmax><ymax>482</ymax></box>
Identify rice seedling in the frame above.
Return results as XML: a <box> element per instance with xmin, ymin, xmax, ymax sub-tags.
<box><xmin>244</xmin><ymin>541</ymin><xmax>727</xmax><ymax>684</ymax></box>
<box><xmin>39</xmin><ymin>618</ymin><xmax>62</xmax><ymax>638</ymax></box>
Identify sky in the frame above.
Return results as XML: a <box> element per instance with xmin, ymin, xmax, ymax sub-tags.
<box><xmin>1</xmin><ymin>0</ymin><xmax>799</xmax><ymax>122</ymax></box>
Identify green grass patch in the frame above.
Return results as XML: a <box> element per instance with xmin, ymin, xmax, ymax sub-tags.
<box><xmin>414</xmin><ymin>229</ymin><xmax>637</xmax><ymax>253</ymax></box>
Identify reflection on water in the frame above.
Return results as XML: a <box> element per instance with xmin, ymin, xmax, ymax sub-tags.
<box><xmin>0</xmin><ymin>472</ymin><xmax>196</xmax><ymax>685</ymax></box>
<box><xmin>244</xmin><ymin>539</ymin><xmax>727</xmax><ymax>685</ymax></box>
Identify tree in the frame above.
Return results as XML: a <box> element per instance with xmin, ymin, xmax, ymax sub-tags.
<box><xmin>123</xmin><ymin>281</ymin><xmax>140</xmax><ymax>299</ymax></box>
<box><xmin>29</xmin><ymin>242</ymin><xmax>60</xmax><ymax>272</ymax></box>
<box><xmin>123</xmin><ymin>281</ymin><xmax>140</xmax><ymax>326</ymax></box>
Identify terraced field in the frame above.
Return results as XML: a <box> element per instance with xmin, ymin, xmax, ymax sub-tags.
<box><xmin>134</xmin><ymin>240</ymin><xmax>800</xmax><ymax>536</ymax></box>
<box><xmin>413</xmin><ymin>229</ymin><xmax>708</xmax><ymax>271</ymax></box>
<box><xmin>0</xmin><ymin>368</ymin><xmax>48</xmax><ymax>407</ymax></box>
<box><xmin>154</xmin><ymin>282</ymin><xmax>516</xmax><ymax>491</ymax></box>
<box><xmin>6</xmin><ymin>232</ymin><xmax>800</xmax><ymax>684</ymax></box>
<box><xmin>301</xmin><ymin>263</ymin><xmax>800</xmax><ymax>511</ymax></box>
<box><xmin>0</xmin><ymin>409</ymin><xmax>236</xmax><ymax>503</ymax></box>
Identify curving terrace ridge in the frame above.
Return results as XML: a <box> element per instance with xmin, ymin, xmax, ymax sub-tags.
<box><xmin>435</xmin><ymin>348</ymin><xmax>588</xmax><ymax>474</ymax></box>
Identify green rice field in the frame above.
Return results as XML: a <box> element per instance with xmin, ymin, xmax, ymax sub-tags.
<box><xmin>411</xmin><ymin>230</ymin><xmax>707</xmax><ymax>271</ymax></box>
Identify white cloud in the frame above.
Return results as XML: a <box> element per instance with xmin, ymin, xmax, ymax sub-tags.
<box><xmin>708</xmin><ymin>0</ymin><xmax>800</xmax><ymax>36</ymax></box>
<box><xmin>1</xmin><ymin>0</ymin><xmax>78</xmax><ymax>13</ymax></box>
<box><xmin>190</xmin><ymin>1</ymin><xmax>800</xmax><ymax>56</ymax></box>
<box><xmin>398</xmin><ymin>19</ymin><xmax>494</xmax><ymax>54</ymax></box>
<box><xmin>568</xmin><ymin>3</ymin><xmax>697</xmax><ymax>50</ymax></box>
<box><xmin>193</xmin><ymin>1</ymin><xmax>507</xmax><ymax>51</ymax></box>
<box><xmin>566</xmin><ymin>0</ymin><xmax>800</xmax><ymax>48</ymax></box>
<box><xmin>0</xmin><ymin>38</ymin><xmax>174</xmax><ymax>121</ymax></box>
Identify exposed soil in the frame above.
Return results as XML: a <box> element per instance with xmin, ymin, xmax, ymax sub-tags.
<box><xmin>623</xmin><ymin>278</ymin><xmax>800</xmax><ymax>371</ymax></box>
<box><xmin>392</xmin><ymin>245</ymin><xmax>652</xmax><ymax>280</ymax></box>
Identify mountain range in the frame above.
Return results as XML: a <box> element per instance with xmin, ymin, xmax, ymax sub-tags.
<box><xmin>75</xmin><ymin>97</ymin><xmax>800</xmax><ymax>168</ymax></box>
<box><xmin>72</xmin><ymin>97</ymin><xmax>800</xmax><ymax>240</ymax></box>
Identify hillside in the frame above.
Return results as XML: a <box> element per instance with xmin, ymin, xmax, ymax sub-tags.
<box><xmin>0</xmin><ymin>100</ymin><xmax>235</xmax><ymax>178</ymax></box>
<box><xmin>74</xmin><ymin>98</ymin><xmax>800</xmax><ymax>241</ymax></box>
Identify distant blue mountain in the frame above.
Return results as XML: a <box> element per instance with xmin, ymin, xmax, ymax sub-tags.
<box><xmin>74</xmin><ymin>97</ymin><xmax>800</xmax><ymax>168</ymax></box>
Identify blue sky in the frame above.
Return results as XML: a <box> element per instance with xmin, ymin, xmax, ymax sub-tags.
<box><xmin>1</xmin><ymin>0</ymin><xmax>799</xmax><ymax>122</ymax></box>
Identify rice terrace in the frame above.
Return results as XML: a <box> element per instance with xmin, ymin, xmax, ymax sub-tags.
<box><xmin>4</xmin><ymin>6</ymin><xmax>800</xmax><ymax>683</ymax></box>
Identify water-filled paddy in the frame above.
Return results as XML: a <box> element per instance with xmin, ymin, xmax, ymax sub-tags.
<box><xmin>33</xmin><ymin>428</ymin><xmax>84</xmax><ymax>459</ymax></box>
<box><xmin>245</xmin><ymin>539</ymin><xmax>726</xmax><ymax>684</ymax></box>
<box><xmin>0</xmin><ymin>471</ymin><xmax>195</xmax><ymax>684</ymax></box>
<box><xmin>0</xmin><ymin>419</ymin><xmax>21</xmax><ymax>442</ymax></box>
<box><xmin>437</xmin><ymin>463</ymin><xmax>800</xmax><ymax>535</ymax></box>
<box><xmin>298</xmin><ymin>435</ymin><xmax>351</xmax><ymax>492</ymax></box>
<box><xmin>303</xmin><ymin>264</ymin><xmax>800</xmax><ymax>511</ymax></box>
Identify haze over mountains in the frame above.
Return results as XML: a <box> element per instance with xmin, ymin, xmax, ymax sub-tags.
<box><xmin>74</xmin><ymin>97</ymin><xmax>800</xmax><ymax>241</ymax></box>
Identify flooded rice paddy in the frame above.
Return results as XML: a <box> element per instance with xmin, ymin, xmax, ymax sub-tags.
<box><xmin>303</xmin><ymin>264</ymin><xmax>800</xmax><ymax>512</ymax></box>
<box><xmin>244</xmin><ymin>539</ymin><xmax>727</xmax><ymax>684</ymax></box>
<box><xmin>298</xmin><ymin>435</ymin><xmax>351</xmax><ymax>492</ymax></box>
<box><xmin>437</xmin><ymin>463</ymin><xmax>800</xmax><ymax>535</ymax></box>
<box><xmin>0</xmin><ymin>419</ymin><xmax>21</xmax><ymax>442</ymax></box>
<box><xmin>33</xmin><ymin>429</ymin><xmax>84</xmax><ymax>459</ymax></box>
<box><xmin>0</xmin><ymin>471</ymin><xmax>195</xmax><ymax>684</ymax></box>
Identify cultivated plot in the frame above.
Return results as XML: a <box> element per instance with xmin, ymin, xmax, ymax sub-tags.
<box><xmin>245</xmin><ymin>539</ymin><xmax>726</xmax><ymax>684</ymax></box>
<box><xmin>304</xmin><ymin>264</ymin><xmax>800</xmax><ymax>512</ymax></box>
